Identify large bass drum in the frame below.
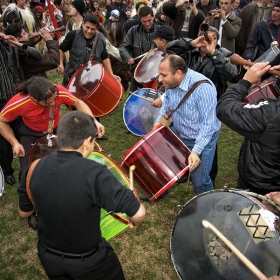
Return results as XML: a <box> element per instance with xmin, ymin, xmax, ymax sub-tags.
<box><xmin>171</xmin><ymin>190</ymin><xmax>280</xmax><ymax>280</ymax></box>
<box><xmin>67</xmin><ymin>61</ymin><xmax>123</xmax><ymax>117</ymax></box>
<box><xmin>244</xmin><ymin>78</ymin><xmax>280</xmax><ymax>103</ymax></box>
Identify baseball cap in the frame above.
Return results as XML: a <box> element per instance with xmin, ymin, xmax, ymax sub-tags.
<box><xmin>151</xmin><ymin>26</ymin><xmax>175</xmax><ymax>41</ymax></box>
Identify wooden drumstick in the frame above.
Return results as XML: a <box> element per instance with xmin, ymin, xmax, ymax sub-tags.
<box><xmin>131</xmin><ymin>93</ymin><xmax>153</xmax><ymax>102</ymax></box>
<box><xmin>202</xmin><ymin>220</ymin><xmax>268</xmax><ymax>280</ymax></box>
<box><xmin>129</xmin><ymin>165</ymin><xmax>136</xmax><ymax>191</ymax></box>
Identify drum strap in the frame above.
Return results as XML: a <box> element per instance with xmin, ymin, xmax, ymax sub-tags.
<box><xmin>89</xmin><ymin>31</ymin><xmax>99</xmax><ymax>60</ymax></box>
<box><xmin>165</xmin><ymin>80</ymin><xmax>211</xmax><ymax>118</ymax></box>
<box><xmin>47</xmin><ymin>105</ymin><xmax>54</xmax><ymax>135</ymax></box>
<box><xmin>26</xmin><ymin>158</ymin><xmax>41</xmax><ymax>207</ymax></box>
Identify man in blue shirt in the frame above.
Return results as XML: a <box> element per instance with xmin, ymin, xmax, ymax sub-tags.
<box><xmin>155</xmin><ymin>55</ymin><xmax>221</xmax><ymax>195</ymax></box>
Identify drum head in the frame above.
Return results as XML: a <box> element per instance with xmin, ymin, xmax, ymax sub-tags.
<box><xmin>0</xmin><ymin>167</ymin><xmax>4</xmax><ymax>197</ymax></box>
<box><xmin>134</xmin><ymin>49</ymin><xmax>163</xmax><ymax>84</ymax></box>
<box><xmin>171</xmin><ymin>190</ymin><xmax>280</xmax><ymax>280</ymax></box>
<box><xmin>28</xmin><ymin>136</ymin><xmax>58</xmax><ymax>164</ymax></box>
<box><xmin>123</xmin><ymin>88</ymin><xmax>161</xmax><ymax>136</ymax></box>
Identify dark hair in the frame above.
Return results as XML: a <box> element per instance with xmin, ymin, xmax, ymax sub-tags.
<box><xmin>98</xmin><ymin>0</ymin><xmax>106</xmax><ymax>8</ymax></box>
<box><xmin>83</xmin><ymin>13</ymin><xmax>100</xmax><ymax>26</ymax></box>
<box><xmin>16</xmin><ymin>77</ymin><xmax>57</xmax><ymax>102</ymax></box>
<box><xmin>138</xmin><ymin>5</ymin><xmax>153</xmax><ymax>18</ymax></box>
<box><xmin>162</xmin><ymin>55</ymin><xmax>187</xmax><ymax>75</ymax></box>
<box><xmin>57</xmin><ymin>111</ymin><xmax>97</xmax><ymax>149</ymax></box>
<box><xmin>4</xmin><ymin>23</ymin><xmax>22</xmax><ymax>37</ymax></box>
<box><xmin>136</xmin><ymin>1</ymin><xmax>147</xmax><ymax>11</ymax></box>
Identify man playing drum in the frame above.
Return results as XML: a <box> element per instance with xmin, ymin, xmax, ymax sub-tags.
<box><xmin>217</xmin><ymin>62</ymin><xmax>280</xmax><ymax>195</ymax></box>
<box><xmin>58</xmin><ymin>13</ymin><xmax>120</xmax><ymax>86</ymax></box>
<box><xmin>17</xmin><ymin>110</ymin><xmax>146</xmax><ymax>279</ymax></box>
<box><xmin>154</xmin><ymin>55</ymin><xmax>221</xmax><ymax>195</ymax></box>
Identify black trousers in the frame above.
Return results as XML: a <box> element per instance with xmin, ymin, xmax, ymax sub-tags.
<box><xmin>38</xmin><ymin>241</ymin><xmax>125</xmax><ymax>280</ymax></box>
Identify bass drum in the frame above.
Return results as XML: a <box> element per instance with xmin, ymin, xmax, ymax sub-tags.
<box><xmin>171</xmin><ymin>190</ymin><xmax>280</xmax><ymax>280</ymax></box>
<box><xmin>67</xmin><ymin>61</ymin><xmax>123</xmax><ymax>117</ymax></box>
<box><xmin>244</xmin><ymin>78</ymin><xmax>280</xmax><ymax>103</ymax></box>
<box><xmin>123</xmin><ymin>88</ymin><xmax>161</xmax><ymax>136</ymax></box>
<box><xmin>0</xmin><ymin>167</ymin><xmax>4</xmax><ymax>197</ymax></box>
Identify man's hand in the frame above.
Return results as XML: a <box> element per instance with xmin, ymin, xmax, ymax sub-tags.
<box><xmin>151</xmin><ymin>98</ymin><xmax>162</xmax><ymax>108</ymax></box>
<box><xmin>13</xmin><ymin>143</ymin><xmax>25</xmax><ymax>157</ymax></box>
<box><xmin>57</xmin><ymin>64</ymin><xmax>64</xmax><ymax>75</ymax></box>
<box><xmin>39</xmin><ymin>28</ymin><xmax>53</xmax><ymax>41</ymax></box>
<box><xmin>243</xmin><ymin>62</ymin><xmax>271</xmax><ymax>85</ymax></box>
<box><xmin>113</xmin><ymin>75</ymin><xmax>122</xmax><ymax>83</ymax></box>
<box><xmin>127</xmin><ymin>58</ymin><xmax>135</xmax><ymax>65</ymax></box>
<box><xmin>188</xmin><ymin>151</ymin><xmax>201</xmax><ymax>172</ymax></box>
<box><xmin>191</xmin><ymin>35</ymin><xmax>207</xmax><ymax>48</ymax></box>
<box><xmin>95</xmin><ymin>119</ymin><xmax>105</xmax><ymax>138</ymax></box>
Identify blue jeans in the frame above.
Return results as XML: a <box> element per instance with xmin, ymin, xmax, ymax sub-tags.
<box><xmin>171</xmin><ymin>126</ymin><xmax>220</xmax><ymax>195</ymax></box>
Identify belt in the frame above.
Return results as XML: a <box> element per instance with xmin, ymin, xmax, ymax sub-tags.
<box><xmin>40</xmin><ymin>243</ymin><xmax>98</xmax><ymax>259</ymax></box>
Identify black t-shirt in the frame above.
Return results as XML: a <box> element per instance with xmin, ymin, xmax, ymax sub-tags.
<box><xmin>18</xmin><ymin>150</ymin><xmax>140</xmax><ymax>253</ymax></box>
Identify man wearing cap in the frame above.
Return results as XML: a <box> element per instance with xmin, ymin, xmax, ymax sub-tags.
<box><xmin>106</xmin><ymin>0</ymin><xmax>128</xmax><ymax>21</ymax></box>
<box><xmin>164</xmin><ymin>27</ymin><xmax>237</xmax><ymax>186</ymax></box>
<box><xmin>65</xmin><ymin>0</ymin><xmax>85</xmax><ymax>33</ymax></box>
<box><xmin>151</xmin><ymin>25</ymin><xmax>175</xmax><ymax>54</ymax></box>
<box><xmin>119</xmin><ymin>6</ymin><xmax>161</xmax><ymax>94</ymax></box>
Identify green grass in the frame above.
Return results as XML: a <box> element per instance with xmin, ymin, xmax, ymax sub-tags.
<box><xmin>0</xmin><ymin>70</ymin><xmax>243</xmax><ymax>279</ymax></box>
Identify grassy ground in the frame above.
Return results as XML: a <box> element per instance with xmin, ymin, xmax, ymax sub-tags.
<box><xmin>0</xmin><ymin>70</ymin><xmax>243</xmax><ymax>279</ymax></box>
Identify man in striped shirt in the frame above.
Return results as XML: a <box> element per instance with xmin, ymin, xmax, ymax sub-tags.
<box><xmin>155</xmin><ymin>55</ymin><xmax>221</xmax><ymax>195</ymax></box>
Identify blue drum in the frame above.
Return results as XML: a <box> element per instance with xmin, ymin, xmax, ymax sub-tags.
<box><xmin>123</xmin><ymin>88</ymin><xmax>162</xmax><ymax>136</ymax></box>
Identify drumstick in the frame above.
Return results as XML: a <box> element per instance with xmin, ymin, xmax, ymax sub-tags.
<box><xmin>131</xmin><ymin>93</ymin><xmax>153</xmax><ymax>102</ymax></box>
<box><xmin>133</xmin><ymin>53</ymin><xmax>147</xmax><ymax>61</ymax></box>
<box><xmin>202</xmin><ymin>220</ymin><xmax>268</xmax><ymax>280</ymax></box>
<box><xmin>129</xmin><ymin>165</ymin><xmax>136</xmax><ymax>191</ymax></box>
<box><xmin>133</xmin><ymin>48</ymin><xmax>155</xmax><ymax>61</ymax></box>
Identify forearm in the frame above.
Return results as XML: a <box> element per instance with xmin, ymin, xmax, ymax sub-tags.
<box><xmin>102</xmin><ymin>58</ymin><xmax>113</xmax><ymax>75</ymax></box>
<box><xmin>59</xmin><ymin>49</ymin><xmax>64</xmax><ymax>65</ymax></box>
<box><xmin>129</xmin><ymin>204</ymin><xmax>146</xmax><ymax>226</ymax></box>
<box><xmin>0</xmin><ymin>121</ymin><xmax>20</xmax><ymax>147</ymax></box>
<box><xmin>72</xmin><ymin>99</ymin><xmax>94</xmax><ymax>117</ymax></box>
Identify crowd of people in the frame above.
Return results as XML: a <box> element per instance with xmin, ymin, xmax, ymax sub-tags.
<box><xmin>1</xmin><ymin>0</ymin><xmax>280</xmax><ymax>278</ymax></box>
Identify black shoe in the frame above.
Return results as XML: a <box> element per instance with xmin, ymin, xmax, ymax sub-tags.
<box><xmin>4</xmin><ymin>174</ymin><xmax>15</xmax><ymax>185</ymax></box>
<box><xmin>125</xmin><ymin>129</ymin><xmax>131</xmax><ymax>134</ymax></box>
<box><xmin>139</xmin><ymin>194</ymin><xmax>150</xmax><ymax>201</ymax></box>
<box><xmin>28</xmin><ymin>212</ymin><xmax>38</xmax><ymax>230</ymax></box>
<box><xmin>98</xmin><ymin>135</ymin><xmax>108</xmax><ymax>140</ymax></box>
<box><xmin>177</xmin><ymin>173</ymin><xmax>188</xmax><ymax>184</ymax></box>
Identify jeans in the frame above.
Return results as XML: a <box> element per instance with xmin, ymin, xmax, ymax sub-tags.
<box><xmin>171</xmin><ymin>126</ymin><xmax>220</xmax><ymax>195</ymax></box>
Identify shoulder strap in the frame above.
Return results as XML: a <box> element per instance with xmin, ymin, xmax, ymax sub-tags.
<box><xmin>265</xmin><ymin>20</ymin><xmax>277</xmax><ymax>42</ymax></box>
<box><xmin>167</xmin><ymin>80</ymin><xmax>211</xmax><ymax>117</ymax></box>
<box><xmin>26</xmin><ymin>159</ymin><xmax>41</xmax><ymax>207</ymax></box>
<box><xmin>90</xmin><ymin>31</ymin><xmax>100</xmax><ymax>59</ymax></box>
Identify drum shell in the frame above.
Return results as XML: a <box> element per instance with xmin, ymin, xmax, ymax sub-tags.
<box><xmin>171</xmin><ymin>190</ymin><xmax>280</xmax><ymax>280</ymax></box>
<box><xmin>134</xmin><ymin>49</ymin><xmax>163</xmax><ymax>89</ymax></box>
<box><xmin>244</xmin><ymin>78</ymin><xmax>280</xmax><ymax>103</ymax></box>
<box><xmin>67</xmin><ymin>61</ymin><xmax>123</xmax><ymax>117</ymax></box>
<box><xmin>120</xmin><ymin>125</ymin><xmax>190</xmax><ymax>201</ymax></box>
<box><xmin>123</xmin><ymin>88</ymin><xmax>161</xmax><ymax>136</ymax></box>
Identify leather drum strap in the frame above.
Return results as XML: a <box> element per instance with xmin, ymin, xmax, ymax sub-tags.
<box><xmin>47</xmin><ymin>105</ymin><xmax>55</xmax><ymax>135</ymax></box>
<box><xmin>26</xmin><ymin>159</ymin><xmax>41</xmax><ymax>207</ymax></box>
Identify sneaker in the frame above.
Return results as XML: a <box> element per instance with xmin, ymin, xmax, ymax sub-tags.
<box><xmin>97</xmin><ymin>135</ymin><xmax>108</xmax><ymax>140</ymax></box>
<box><xmin>28</xmin><ymin>212</ymin><xmax>38</xmax><ymax>230</ymax></box>
<box><xmin>139</xmin><ymin>194</ymin><xmax>150</xmax><ymax>201</ymax></box>
<box><xmin>177</xmin><ymin>173</ymin><xmax>188</xmax><ymax>183</ymax></box>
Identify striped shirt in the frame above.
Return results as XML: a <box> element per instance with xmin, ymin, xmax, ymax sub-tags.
<box><xmin>156</xmin><ymin>69</ymin><xmax>221</xmax><ymax>155</ymax></box>
<box><xmin>1</xmin><ymin>85</ymin><xmax>76</xmax><ymax>132</ymax></box>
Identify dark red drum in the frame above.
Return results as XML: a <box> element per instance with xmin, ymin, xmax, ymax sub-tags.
<box><xmin>134</xmin><ymin>49</ymin><xmax>163</xmax><ymax>90</ymax></box>
<box><xmin>28</xmin><ymin>135</ymin><xmax>58</xmax><ymax>164</ymax></box>
<box><xmin>28</xmin><ymin>135</ymin><xmax>103</xmax><ymax>164</ymax></box>
<box><xmin>244</xmin><ymin>78</ymin><xmax>280</xmax><ymax>103</ymax></box>
<box><xmin>67</xmin><ymin>61</ymin><xmax>123</xmax><ymax>117</ymax></box>
<box><xmin>120</xmin><ymin>125</ymin><xmax>190</xmax><ymax>201</ymax></box>
<box><xmin>171</xmin><ymin>190</ymin><xmax>280</xmax><ymax>280</ymax></box>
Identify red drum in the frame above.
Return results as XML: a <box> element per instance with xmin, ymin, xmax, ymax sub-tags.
<box><xmin>134</xmin><ymin>49</ymin><xmax>163</xmax><ymax>90</ymax></box>
<box><xmin>120</xmin><ymin>125</ymin><xmax>190</xmax><ymax>201</ymax></box>
<box><xmin>67</xmin><ymin>61</ymin><xmax>123</xmax><ymax>117</ymax></box>
<box><xmin>244</xmin><ymin>78</ymin><xmax>280</xmax><ymax>103</ymax></box>
<box><xmin>28</xmin><ymin>135</ymin><xmax>58</xmax><ymax>164</ymax></box>
<box><xmin>171</xmin><ymin>189</ymin><xmax>280</xmax><ymax>279</ymax></box>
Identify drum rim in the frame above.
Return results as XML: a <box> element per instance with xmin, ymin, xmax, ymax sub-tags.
<box><xmin>169</xmin><ymin>189</ymin><xmax>273</xmax><ymax>280</ymax></box>
<box><xmin>122</xmin><ymin>88</ymin><xmax>161</xmax><ymax>137</ymax></box>
<box><xmin>0</xmin><ymin>167</ymin><xmax>4</xmax><ymax>197</ymax></box>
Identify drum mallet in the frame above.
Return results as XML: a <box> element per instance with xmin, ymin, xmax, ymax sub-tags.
<box><xmin>129</xmin><ymin>165</ymin><xmax>136</xmax><ymax>191</ymax></box>
<box><xmin>202</xmin><ymin>220</ymin><xmax>268</xmax><ymax>280</ymax></box>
